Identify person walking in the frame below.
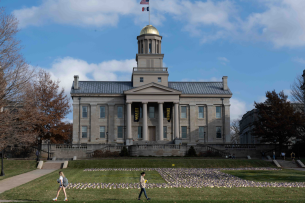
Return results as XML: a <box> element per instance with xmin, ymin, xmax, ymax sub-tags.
<box><xmin>53</xmin><ymin>171</ymin><xmax>68</xmax><ymax>201</ymax></box>
<box><xmin>291</xmin><ymin>152</ymin><xmax>296</xmax><ymax>162</ymax></box>
<box><xmin>138</xmin><ymin>172</ymin><xmax>150</xmax><ymax>201</ymax></box>
<box><xmin>273</xmin><ymin>151</ymin><xmax>275</xmax><ymax>160</ymax></box>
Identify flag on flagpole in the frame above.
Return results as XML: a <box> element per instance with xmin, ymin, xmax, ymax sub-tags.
<box><xmin>140</xmin><ymin>0</ymin><xmax>149</xmax><ymax>5</ymax></box>
<box><xmin>142</xmin><ymin>7</ymin><xmax>149</xmax><ymax>11</ymax></box>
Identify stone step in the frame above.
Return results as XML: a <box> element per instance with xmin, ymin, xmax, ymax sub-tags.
<box><xmin>42</xmin><ymin>163</ymin><xmax>62</xmax><ymax>170</ymax></box>
<box><xmin>276</xmin><ymin>160</ymin><xmax>298</xmax><ymax>168</ymax></box>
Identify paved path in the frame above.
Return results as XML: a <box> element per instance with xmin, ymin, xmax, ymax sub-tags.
<box><xmin>276</xmin><ymin>160</ymin><xmax>299</xmax><ymax>168</ymax></box>
<box><xmin>0</xmin><ymin>169</ymin><xmax>56</xmax><ymax>194</ymax></box>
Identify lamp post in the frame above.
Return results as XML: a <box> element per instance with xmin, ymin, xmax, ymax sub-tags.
<box><xmin>0</xmin><ymin>145</ymin><xmax>4</xmax><ymax>176</ymax></box>
<box><xmin>37</xmin><ymin>137</ymin><xmax>41</xmax><ymax>162</ymax></box>
<box><xmin>47</xmin><ymin>139</ymin><xmax>50</xmax><ymax>160</ymax></box>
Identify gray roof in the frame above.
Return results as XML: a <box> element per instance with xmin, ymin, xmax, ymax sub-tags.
<box><xmin>70</xmin><ymin>81</ymin><xmax>232</xmax><ymax>95</ymax></box>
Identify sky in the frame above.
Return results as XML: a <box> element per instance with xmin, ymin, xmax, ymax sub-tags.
<box><xmin>2</xmin><ymin>0</ymin><xmax>305</xmax><ymax>123</ymax></box>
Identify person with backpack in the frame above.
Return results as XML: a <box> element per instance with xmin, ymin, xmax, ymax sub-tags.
<box><xmin>53</xmin><ymin>171</ymin><xmax>68</xmax><ymax>201</ymax></box>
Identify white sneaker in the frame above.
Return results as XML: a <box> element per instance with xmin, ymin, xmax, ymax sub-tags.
<box><xmin>64</xmin><ymin>197</ymin><xmax>68</xmax><ymax>201</ymax></box>
<box><xmin>53</xmin><ymin>197</ymin><xmax>57</xmax><ymax>201</ymax></box>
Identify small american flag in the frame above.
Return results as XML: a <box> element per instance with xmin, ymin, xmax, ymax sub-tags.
<box><xmin>140</xmin><ymin>0</ymin><xmax>149</xmax><ymax>5</ymax></box>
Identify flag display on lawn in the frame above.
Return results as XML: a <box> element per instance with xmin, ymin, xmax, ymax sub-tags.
<box><xmin>140</xmin><ymin>0</ymin><xmax>149</xmax><ymax>4</ymax></box>
<box><xmin>142</xmin><ymin>7</ymin><xmax>149</xmax><ymax>11</ymax></box>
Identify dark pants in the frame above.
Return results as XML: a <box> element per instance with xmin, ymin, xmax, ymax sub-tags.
<box><xmin>138</xmin><ymin>188</ymin><xmax>148</xmax><ymax>199</ymax></box>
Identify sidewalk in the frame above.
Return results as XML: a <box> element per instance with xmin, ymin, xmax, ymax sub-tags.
<box><xmin>0</xmin><ymin>169</ymin><xmax>56</xmax><ymax>194</ymax></box>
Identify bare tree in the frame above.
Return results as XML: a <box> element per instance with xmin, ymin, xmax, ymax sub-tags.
<box><xmin>291</xmin><ymin>74</ymin><xmax>304</xmax><ymax>112</ymax></box>
<box><xmin>230</xmin><ymin>119</ymin><xmax>240</xmax><ymax>144</ymax></box>
<box><xmin>0</xmin><ymin>7</ymin><xmax>37</xmax><ymax>151</ymax></box>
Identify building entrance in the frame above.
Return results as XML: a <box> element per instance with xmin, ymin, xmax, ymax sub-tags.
<box><xmin>148</xmin><ymin>126</ymin><xmax>156</xmax><ymax>141</ymax></box>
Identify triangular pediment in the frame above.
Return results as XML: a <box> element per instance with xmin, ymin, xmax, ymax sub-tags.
<box><xmin>124</xmin><ymin>82</ymin><xmax>181</xmax><ymax>95</ymax></box>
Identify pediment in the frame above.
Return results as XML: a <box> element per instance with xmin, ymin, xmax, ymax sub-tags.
<box><xmin>124</xmin><ymin>82</ymin><xmax>181</xmax><ymax>95</ymax></box>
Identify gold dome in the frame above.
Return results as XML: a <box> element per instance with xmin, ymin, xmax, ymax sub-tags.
<box><xmin>140</xmin><ymin>25</ymin><xmax>159</xmax><ymax>35</ymax></box>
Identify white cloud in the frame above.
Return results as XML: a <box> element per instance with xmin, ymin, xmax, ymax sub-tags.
<box><xmin>218</xmin><ymin>57</ymin><xmax>230</xmax><ymax>65</ymax></box>
<box><xmin>46</xmin><ymin>57</ymin><xmax>136</xmax><ymax>98</ymax></box>
<box><xmin>293</xmin><ymin>57</ymin><xmax>305</xmax><ymax>65</ymax></box>
<box><xmin>230</xmin><ymin>98</ymin><xmax>247</xmax><ymax>121</ymax></box>
<box><xmin>13</xmin><ymin>0</ymin><xmax>305</xmax><ymax>48</ymax></box>
<box><xmin>242</xmin><ymin>0</ymin><xmax>305</xmax><ymax>48</ymax></box>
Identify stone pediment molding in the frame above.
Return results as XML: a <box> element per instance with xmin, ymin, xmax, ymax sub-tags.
<box><xmin>124</xmin><ymin>82</ymin><xmax>181</xmax><ymax>95</ymax></box>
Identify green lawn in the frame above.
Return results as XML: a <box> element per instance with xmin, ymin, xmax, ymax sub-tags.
<box><xmin>0</xmin><ymin>169</ymin><xmax>305</xmax><ymax>202</ymax></box>
<box><xmin>69</xmin><ymin>159</ymin><xmax>274</xmax><ymax>169</ymax></box>
<box><xmin>223</xmin><ymin>169</ymin><xmax>305</xmax><ymax>182</ymax></box>
<box><xmin>0</xmin><ymin>159</ymin><xmax>37</xmax><ymax>181</ymax></box>
<box><xmin>62</xmin><ymin>169</ymin><xmax>165</xmax><ymax>184</ymax></box>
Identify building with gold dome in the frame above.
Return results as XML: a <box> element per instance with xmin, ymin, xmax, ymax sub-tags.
<box><xmin>71</xmin><ymin>25</ymin><xmax>232</xmax><ymax>147</ymax></box>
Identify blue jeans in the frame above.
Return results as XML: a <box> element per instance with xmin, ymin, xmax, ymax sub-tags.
<box><xmin>138</xmin><ymin>188</ymin><xmax>148</xmax><ymax>199</ymax></box>
<box><xmin>273</xmin><ymin>155</ymin><xmax>275</xmax><ymax>160</ymax></box>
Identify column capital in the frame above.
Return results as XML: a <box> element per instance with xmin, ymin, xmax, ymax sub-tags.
<box><xmin>126</xmin><ymin>102</ymin><xmax>132</xmax><ymax>104</ymax></box>
<box><xmin>158</xmin><ymin>102</ymin><xmax>164</xmax><ymax>104</ymax></box>
<box><xmin>108</xmin><ymin>103</ymin><xmax>115</xmax><ymax>106</ymax></box>
<box><xmin>174</xmin><ymin>102</ymin><xmax>179</xmax><ymax>104</ymax></box>
<box><xmin>142</xmin><ymin>102</ymin><xmax>148</xmax><ymax>104</ymax></box>
<box><xmin>90</xmin><ymin>103</ymin><xmax>97</xmax><ymax>106</ymax></box>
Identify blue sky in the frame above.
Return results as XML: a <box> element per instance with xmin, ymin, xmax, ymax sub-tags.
<box><xmin>2</xmin><ymin>0</ymin><xmax>305</xmax><ymax>123</ymax></box>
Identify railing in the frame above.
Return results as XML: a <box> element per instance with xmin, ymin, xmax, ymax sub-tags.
<box><xmin>206</xmin><ymin>145</ymin><xmax>230</xmax><ymax>157</ymax></box>
<box><xmin>54</xmin><ymin>144</ymin><xmax>87</xmax><ymax>149</ymax></box>
<box><xmin>133</xmin><ymin>67</ymin><xmax>168</xmax><ymax>72</ymax></box>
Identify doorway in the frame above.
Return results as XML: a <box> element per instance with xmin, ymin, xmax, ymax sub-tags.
<box><xmin>148</xmin><ymin>126</ymin><xmax>156</xmax><ymax>141</ymax></box>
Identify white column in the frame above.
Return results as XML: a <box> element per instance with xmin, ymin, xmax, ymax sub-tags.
<box><xmin>158</xmin><ymin>102</ymin><xmax>164</xmax><ymax>141</ymax></box>
<box><xmin>143</xmin><ymin>102</ymin><xmax>148</xmax><ymax>141</ymax></box>
<box><xmin>174</xmin><ymin>102</ymin><xmax>179</xmax><ymax>139</ymax></box>
<box><xmin>127</xmin><ymin>102</ymin><xmax>132</xmax><ymax>139</ymax></box>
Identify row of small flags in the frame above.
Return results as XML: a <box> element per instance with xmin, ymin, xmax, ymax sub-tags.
<box><xmin>140</xmin><ymin>0</ymin><xmax>149</xmax><ymax>12</ymax></box>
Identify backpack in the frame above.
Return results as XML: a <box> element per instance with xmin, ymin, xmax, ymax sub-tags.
<box><xmin>63</xmin><ymin>177</ymin><xmax>68</xmax><ymax>187</ymax></box>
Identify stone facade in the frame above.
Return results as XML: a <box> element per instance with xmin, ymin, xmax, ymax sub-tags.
<box><xmin>71</xmin><ymin>25</ymin><xmax>233</xmax><ymax>146</ymax></box>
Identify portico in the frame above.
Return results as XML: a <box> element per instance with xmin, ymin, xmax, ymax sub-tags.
<box><xmin>124</xmin><ymin>82</ymin><xmax>181</xmax><ymax>145</ymax></box>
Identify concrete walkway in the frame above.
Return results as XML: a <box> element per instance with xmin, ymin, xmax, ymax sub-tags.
<box><xmin>0</xmin><ymin>169</ymin><xmax>56</xmax><ymax>194</ymax></box>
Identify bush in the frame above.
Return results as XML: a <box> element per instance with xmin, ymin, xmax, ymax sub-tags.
<box><xmin>198</xmin><ymin>150</ymin><xmax>222</xmax><ymax>157</ymax></box>
<box><xmin>186</xmin><ymin>146</ymin><xmax>197</xmax><ymax>157</ymax></box>
<box><xmin>119</xmin><ymin>146</ymin><xmax>129</xmax><ymax>157</ymax></box>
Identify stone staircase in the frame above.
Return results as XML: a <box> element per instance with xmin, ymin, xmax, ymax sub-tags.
<box><xmin>276</xmin><ymin>160</ymin><xmax>299</xmax><ymax>168</ymax></box>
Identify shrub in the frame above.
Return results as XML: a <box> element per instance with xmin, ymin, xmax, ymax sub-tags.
<box><xmin>119</xmin><ymin>146</ymin><xmax>129</xmax><ymax>157</ymax></box>
<box><xmin>186</xmin><ymin>146</ymin><xmax>197</xmax><ymax>157</ymax></box>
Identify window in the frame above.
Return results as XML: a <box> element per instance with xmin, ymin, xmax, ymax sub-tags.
<box><xmin>181</xmin><ymin>106</ymin><xmax>187</xmax><ymax>118</ymax></box>
<box><xmin>158</xmin><ymin>77</ymin><xmax>161</xmax><ymax>82</ymax></box>
<box><xmin>157</xmin><ymin>44</ymin><xmax>159</xmax><ymax>53</ymax></box>
<box><xmin>82</xmin><ymin>106</ymin><xmax>88</xmax><ymax>118</ymax></box>
<box><xmin>140</xmin><ymin>106</ymin><xmax>143</xmax><ymax>118</ymax></box>
<box><xmin>100</xmin><ymin>126</ymin><xmax>105</xmax><ymax>138</ymax></box>
<box><xmin>140</xmin><ymin>77</ymin><xmax>144</xmax><ymax>82</ymax></box>
<box><xmin>117</xmin><ymin>106</ymin><xmax>123</xmax><ymax>118</ymax></box>
<box><xmin>216</xmin><ymin>127</ymin><xmax>222</xmax><ymax>138</ymax></box>
<box><xmin>100</xmin><ymin>106</ymin><xmax>105</xmax><ymax>118</ymax></box>
<box><xmin>199</xmin><ymin>127</ymin><xmax>204</xmax><ymax>138</ymax></box>
<box><xmin>149</xmin><ymin>43</ymin><xmax>152</xmax><ymax>53</ymax></box>
<box><xmin>82</xmin><ymin>126</ymin><xmax>87</xmax><ymax>138</ymax></box>
<box><xmin>141</xmin><ymin>44</ymin><xmax>143</xmax><ymax>53</ymax></box>
<box><xmin>149</xmin><ymin>106</ymin><xmax>155</xmax><ymax>118</ymax></box>
<box><xmin>118</xmin><ymin>126</ymin><xmax>123</xmax><ymax>138</ymax></box>
<box><xmin>199</xmin><ymin>106</ymin><xmax>204</xmax><ymax>118</ymax></box>
<box><xmin>216</xmin><ymin>106</ymin><xmax>221</xmax><ymax>118</ymax></box>
<box><xmin>163</xmin><ymin>126</ymin><xmax>167</xmax><ymax>139</ymax></box>
<box><xmin>138</xmin><ymin>126</ymin><xmax>142</xmax><ymax>138</ymax></box>
<box><xmin>181</xmin><ymin>126</ymin><xmax>187</xmax><ymax>138</ymax></box>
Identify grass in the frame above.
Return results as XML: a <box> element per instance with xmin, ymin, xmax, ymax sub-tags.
<box><xmin>0</xmin><ymin>169</ymin><xmax>305</xmax><ymax>202</ymax></box>
<box><xmin>69</xmin><ymin>159</ymin><xmax>274</xmax><ymax>169</ymax></box>
<box><xmin>0</xmin><ymin>159</ymin><xmax>37</xmax><ymax>181</ymax></box>
<box><xmin>223</xmin><ymin>169</ymin><xmax>305</xmax><ymax>182</ymax></box>
<box><xmin>61</xmin><ymin>169</ymin><xmax>165</xmax><ymax>184</ymax></box>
